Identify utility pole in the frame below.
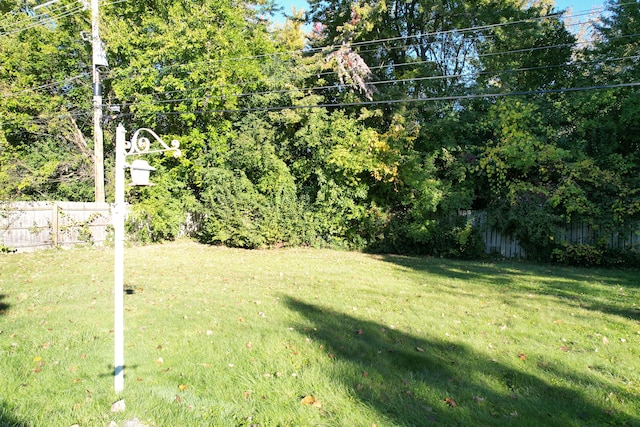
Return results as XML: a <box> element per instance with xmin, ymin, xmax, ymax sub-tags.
<box><xmin>91</xmin><ymin>0</ymin><xmax>106</xmax><ymax>203</ymax></box>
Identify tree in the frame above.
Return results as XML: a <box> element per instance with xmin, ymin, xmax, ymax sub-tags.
<box><xmin>0</xmin><ymin>0</ymin><xmax>95</xmax><ymax>200</ymax></box>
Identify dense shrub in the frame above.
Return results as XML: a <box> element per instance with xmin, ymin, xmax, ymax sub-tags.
<box><xmin>195</xmin><ymin>168</ymin><xmax>316</xmax><ymax>249</ymax></box>
<box><xmin>551</xmin><ymin>243</ymin><xmax>604</xmax><ymax>266</ymax></box>
<box><xmin>125</xmin><ymin>172</ymin><xmax>189</xmax><ymax>243</ymax></box>
<box><xmin>552</xmin><ymin>243</ymin><xmax>640</xmax><ymax>267</ymax></box>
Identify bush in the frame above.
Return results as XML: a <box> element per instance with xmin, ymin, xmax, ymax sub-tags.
<box><xmin>125</xmin><ymin>172</ymin><xmax>188</xmax><ymax>243</ymax></box>
<box><xmin>551</xmin><ymin>243</ymin><xmax>604</xmax><ymax>266</ymax></box>
<box><xmin>368</xmin><ymin>212</ymin><xmax>486</xmax><ymax>259</ymax></box>
<box><xmin>195</xmin><ymin>168</ymin><xmax>317</xmax><ymax>249</ymax></box>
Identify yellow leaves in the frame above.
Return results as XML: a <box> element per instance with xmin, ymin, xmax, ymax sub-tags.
<box><xmin>32</xmin><ymin>357</ymin><xmax>44</xmax><ymax>373</ymax></box>
<box><xmin>178</xmin><ymin>384</ymin><xmax>187</xmax><ymax>391</ymax></box>
<box><xmin>300</xmin><ymin>395</ymin><xmax>314</xmax><ymax>405</ymax></box>
<box><xmin>300</xmin><ymin>395</ymin><xmax>322</xmax><ymax>408</ymax></box>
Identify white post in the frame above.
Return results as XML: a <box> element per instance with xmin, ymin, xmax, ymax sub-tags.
<box><xmin>113</xmin><ymin>123</ymin><xmax>126</xmax><ymax>393</ymax></box>
<box><xmin>111</xmin><ymin>124</ymin><xmax>180</xmax><ymax>393</ymax></box>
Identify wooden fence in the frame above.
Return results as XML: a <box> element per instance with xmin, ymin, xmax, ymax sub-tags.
<box><xmin>1</xmin><ymin>201</ymin><xmax>111</xmax><ymax>252</ymax></box>
<box><xmin>463</xmin><ymin>211</ymin><xmax>640</xmax><ymax>259</ymax></box>
<box><xmin>2</xmin><ymin>203</ymin><xmax>638</xmax><ymax>257</ymax></box>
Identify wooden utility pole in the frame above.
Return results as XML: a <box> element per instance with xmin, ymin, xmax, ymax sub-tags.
<box><xmin>91</xmin><ymin>0</ymin><xmax>106</xmax><ymax>203</ymax></box>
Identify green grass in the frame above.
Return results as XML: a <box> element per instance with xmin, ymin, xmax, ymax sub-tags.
<box><xmin>1</xmin><ymin>240</ymin><xmax>639</xmax><ymax>426</ymax></box>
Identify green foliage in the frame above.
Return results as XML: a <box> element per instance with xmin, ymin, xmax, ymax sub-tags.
<box><xmin>551</xmin><ymin>243</ymin><xmax>605</xmax><ymax>267</ymax></box>
<box><xmin>0</xmin><ymin>0</ymin><xmax>95</xmax><ymax>201</ymax></box>
<box><xmin>1</xmin><ymin>0</ymin><xmax>639</xmax><ymax>265</ymax></box>
<box><xmin>195</xmin><ymin>167</ymin><xmax>314</xmax><ymax>249</ymax></box>
<box><xmin>0</xmin><ymin>244</ymin><xmax>16</xmax><ymax>253</ymax></box>
<box><xmin>196</xmin><ymin>168</ymin><xmax>266</xmax><ymax>248</ymax></box>
<box><xmin>125</xmin><ymin>170</ymin><xmax>189</xmax><ymax>243</ymax></box>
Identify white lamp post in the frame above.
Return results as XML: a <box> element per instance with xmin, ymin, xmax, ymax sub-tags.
<box><xmin>113</xmin><ymin>124</ymin><xmax>180</xmax><ymax>393</ymax></box>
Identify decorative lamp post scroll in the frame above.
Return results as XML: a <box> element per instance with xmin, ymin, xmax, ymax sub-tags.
<box><xmin>113</xmin><ymin>124</ymin><xmax>180</xmax><ymax>393</ymax></box>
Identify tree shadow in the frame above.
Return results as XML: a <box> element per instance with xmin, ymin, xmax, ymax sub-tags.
<box><xmin>380</xmin><ymin>255</ymin><xmax>640</xmax><ymax>321</ymax></box>
<box><xmin>0</xmin><ymin>401</ymin><xmax>28</xmax><ymax>427</ymax></box>
<box><xmin>284</xmin><ymin>297</ymin><xmax>636</xmax><ymax>426</ymax></box>
<box><xmin>0</xmin><ymin>294</ymin><xmax>10</xmax><ymax>315</ymax></box>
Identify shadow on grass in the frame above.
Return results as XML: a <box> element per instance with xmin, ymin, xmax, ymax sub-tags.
<box><xmin>284</xmin><ymin>297</ymin><xmax>634</xmax><ymax>427</ymax></box>
<box><xmin>380</xmin><ymin>255</ymin><xmax>640</xmax><ymax>321</ymax></box>
<box><xmin>0</xmin><ymin>401</ymin><xmax>28</xmax><ymax>427</ymax></box>
<box><xmin>0</xmin><ymin>294</ymin><xmax>10</xmax><ymax>315</ymax></box>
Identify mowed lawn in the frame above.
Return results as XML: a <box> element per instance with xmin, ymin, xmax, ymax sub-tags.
<box><xmin>1</xmin><ymin>240</ymin><xmax>639</xmax><ymax>427</ymax></box>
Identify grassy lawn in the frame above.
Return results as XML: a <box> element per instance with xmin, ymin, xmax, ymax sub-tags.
<box><xmin>1</xmin><ymin>240</ymin><xmax>639</xmax><ymax>427</ymax></box>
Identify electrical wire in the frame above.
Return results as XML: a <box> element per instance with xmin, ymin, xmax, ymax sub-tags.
<box><xmin>102</xmin><ymin>5</ymin><xmax>605</xmax><ymax>79</ymax></box>
<box><xmin>1</xmin><ymin>74</ymin><xmax>90</xmax><ymax>98</ymax></box>
<box><xmin>0</xmin><ymin>1</ymin><xmax>81</xmax><ymax>31</ymax></box>
<box><xmin>2</xmin><ymin>3</ymin><xmax>638</xmax><ymax>127</ymax></box>
<box><xmin>109</xmin><ymin>81</ymin><xmax>640</xmax><ymax>120</ymax></box>
<box><xmin>5</xmin><ymin>75</ymin><xmax>639</xmax><ymax>129</ymax></box>
<box><xmin>0</xmin><ymin>3</ymin><xmax>88</xmax><ymax>37</ymax></box>
<box><xmin>106</xmin><ymin>46</ymin><xmax>640</xmax><ymax>111</ymax></box>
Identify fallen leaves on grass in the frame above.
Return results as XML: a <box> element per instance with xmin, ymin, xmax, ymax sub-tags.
<box><xmin>445</xmin><ymin>397</ymin><xmax>457</xmax><ymax>407</ymax></box>
<box><xmin>518</xmin><ymin>353</ymin><xmax>527</xmax><ymax>361</ymax></box>
<box><xmin>301</xmin><ymin>395</ymin><xmax>322</xmax><ymax>408</ymax></box>
<box><xmin>178</xmin><ymin>384</ymin><xmax>188</xmax><ymax>391</ymax></box>
<box><xmin>416</xmin><ymin>347</ymin><xmax>425</xmax><ymax>352</ymax></box>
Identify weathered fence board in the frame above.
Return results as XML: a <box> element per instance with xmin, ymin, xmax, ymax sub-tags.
<box><xmin>1</xmin><ymin>201</ymin><xmax>111</xmax><ymax>252</ymax></box>
<box><xmin>463</xmin><ymin>211</ymin><xmax>639</xmax><ymax>258</ymax></box>
<box><xmin>2</xmin><ymin>202</ymin><xmax>638</xmax><ymax>257</ymax></box>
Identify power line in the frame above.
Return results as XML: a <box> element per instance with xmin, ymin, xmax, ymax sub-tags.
<box><xmin>107</xmin><ymin>46</ymin><xmax>640</xmax><ymax>111</ymax></box>
<box><xmin>1</xmin><ymin>74</ymin><xmax>90</xmax><ymax>98</ymax></box>
<box><xmin>109</xmin><ymin>81</ymin><xmax>640</xmax><ymax>120</ymax></box>
<box><xmin>3</xmin><ymin>2</ymin><xmax>638</xmax><ymax>127</ymax></box>
<box><xmin>4</xmin><ymin>75</ymin><xmax>640</xmax><ymax>129</ymax></box>
<box><xmin>0</xmin><ymin>2</ymin><xmax>88</xmax><ymax>37</ymax></box>
<box><xmin>0</xmin><ymin>1</ymin><xmax>80</xmax><ymax>31</ymax></box>
<box><xmin>103</xmin><ymin>5</ymin><xmax>604</xmax><ymax>80</ymax></box>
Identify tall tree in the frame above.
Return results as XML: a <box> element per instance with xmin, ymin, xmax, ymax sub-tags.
<box><xmin>0</xmin><ymin>0</ymin><xmax>95</xmax><ymax>200</ymax></box>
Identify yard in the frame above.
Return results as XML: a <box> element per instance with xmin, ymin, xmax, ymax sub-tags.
<box><xmin>1</xmin><ymin>240</ymin><xmax>638</xmax><ymax>426</ymax></box>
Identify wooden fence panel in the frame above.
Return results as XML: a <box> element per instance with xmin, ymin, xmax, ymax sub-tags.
<box><xmin>1</xmin><ymin>202</ymin><xmax>111</xmax><ymax>252</ymax></box>
<box><xmin>3</xmin><ymin>203</ymin><xmax>638</xmax><ymax>257</ymax></box>
<box><xmin>461</xmin><ymin>211</ymin><xmax>639</xmax><ymax>259</ymax></box>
